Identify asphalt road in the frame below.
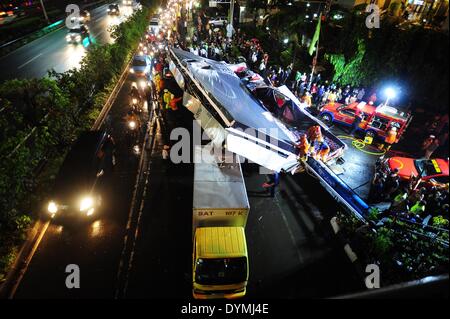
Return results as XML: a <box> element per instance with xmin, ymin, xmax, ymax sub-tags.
<box><xmin>0</xmin><ymin>2</ymin><xmax>133</xmax><ymax>82</ymax></box>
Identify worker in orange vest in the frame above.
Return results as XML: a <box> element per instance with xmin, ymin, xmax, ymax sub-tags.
<box><xmin>301</xmin><ymin>92</ymin><xmax>312</xmax><ymax>108</ymax></box>
<box><xmin>383</xmin><ymin>126</ymin><xmax>398</xmax><ymax>151</ymax></box>
<box><xmin>169</xmin><ymin>96</ymin><xmax>182</xmax><ymax>111</ymax></box>
<box><xmin>297</xmin><ymin>134</ymin><xmax>310</xmax><ymax>160</ymax></box>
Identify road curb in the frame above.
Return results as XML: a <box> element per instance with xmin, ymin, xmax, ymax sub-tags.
<box><xmin>330</xmin><ymin>216</ymin><xmax>366</xmax><ymax>279</ymax></box>
<box><xmin>0</xmin><ymin>220</ymin><xmax>45</xmax><ymax>298</ymax></box>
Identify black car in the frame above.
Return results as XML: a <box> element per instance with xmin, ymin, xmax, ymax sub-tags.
<box><xmin>107</xmin><ymin>4</ymin><xmax>120</xmax><ymax>15</ymax></box>
<box><xmin>66</xmin><ymin>25</ymin><xmax>90</xmax><ymax>44</ymax></box>
<box><xmin>46</xmin><ymin>131</ymin><xmax>116</xmax><ymax>219</ymax></box>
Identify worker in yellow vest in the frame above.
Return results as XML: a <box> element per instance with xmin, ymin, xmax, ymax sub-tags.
<box><xmin>163</xmin><ymin>89</ymin><xmax>173</xmax><ymax>110</ymax></box>
<box><xmin>154</xmin><ymin>73</ymin><xmax>161</xmax><ymax>93</ymax></box>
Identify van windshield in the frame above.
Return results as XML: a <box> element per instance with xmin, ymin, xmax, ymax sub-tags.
<box><xmin>133</xmin><ymin>58</ymin><xmax>147</xmax><ymax>67</ymax></box>
<box><xmin>195</xmin><ymin>257</ymin><xmax>247</xmax><ymax>285</ymax></box>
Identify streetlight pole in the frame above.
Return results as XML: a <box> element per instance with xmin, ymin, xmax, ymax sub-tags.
<box><xmin>308</xmin><ymin>33</ymin><xmax>319</xmax><ymax>90</ymax></box>
<box><xmin>229</xmin><ymin>0</ymin><xmax>235</xmax><ymax>28</ymax></box>
<box><xmin>39</xmin><ymin>0</ymin><xmax>50</xmax><ymax>24</ymax></box>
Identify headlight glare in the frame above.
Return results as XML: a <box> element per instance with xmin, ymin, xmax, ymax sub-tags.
<box><xmin>48</xmin><ymin>201</ymin><xmax>58</xmax><ymax>214</ymax></box>
<box><xmin>80</xmin><ymin>197</ymin><xmax>94</xmax><ymax>211</ymax></box>
<box><xmin>128</xmin><ymin>121</ymin><xmax>137</xmax><ymax>129</ymax></box>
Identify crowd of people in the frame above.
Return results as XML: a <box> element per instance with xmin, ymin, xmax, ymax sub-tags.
<box><xmin>180</xmin><ymin>15</ymin><xmax>377</xmax><ymax>114</ymax></box>
<box><xmin>369</xmin><ymin>158</ymin><xmax>449</xmax><ymax>227</ymax></box>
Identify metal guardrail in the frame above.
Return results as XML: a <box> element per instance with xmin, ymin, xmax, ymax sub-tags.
<box><xmin>92</xmin><ymin>54</ymin><xmax>134</xmax><ymax>130</ymax></box>
<box><xmin>0</xmin><ymin>20</ymin><xmax>65</xmax><ymax>57</ymax></box>
<box><xmin>304</xmin><ymin>157</ymin><xmax>369</xmax><ymax>222</ymax></box>
<box><xmin>0</xmin><ymin>20</ymin><xmax>62</xmax><ymax>49</ymax></box>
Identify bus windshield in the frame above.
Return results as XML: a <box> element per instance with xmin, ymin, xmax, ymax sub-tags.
<box><xmin>195</xmin><ymin>257</ymin><xmax>247</xmax><ymax>285</ymax></box>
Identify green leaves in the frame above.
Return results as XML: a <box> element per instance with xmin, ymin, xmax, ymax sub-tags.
<box><xmin>338</xmin><ymin>209</ymin><xmax>449</xmax><ymax>284</ymax></box>
<box><xmin>325</xmin><ymin>39</ymin><xmax>367</xmax><ymax>87</ymax></box>
<box><xmin>324</xmin><ymin>14</ymin><xmax>448</xmax><ymax>113</ymax></box>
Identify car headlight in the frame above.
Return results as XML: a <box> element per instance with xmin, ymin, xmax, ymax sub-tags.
<box><xmin>80</xmin><ymin>197</ymin><xmax>94</xmax><ymax>211</ymax></box>
<box><xmin>48</xmin><ymin>201</ymin><xmax>58</xmax><ymax>214</ymax></box>
<box><xmin>128</xmin><ymin>121</ymin><xmax>137</xmax><ymax>129</ymax></box>
<box><xmin>139</xmin><ymin>80</ymin><xmax>147</xmax><ymax>89</ymax></box>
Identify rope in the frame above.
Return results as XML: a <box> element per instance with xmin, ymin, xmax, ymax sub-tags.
<box><xmin>337</xmin><ymin>135</ymin><xmax>387</xmax><ymax>156</ymax></box>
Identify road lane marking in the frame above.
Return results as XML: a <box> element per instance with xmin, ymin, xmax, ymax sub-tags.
<box><xmin>274</xmin><ymin>192</ymin><xmax>304</xmax><ymax>264</ymax></box>
<box><xmin>114</xmin><ymin>114</ymin><xmax>153</xmax><ymax>299</ymax></box>
<box><xmin>93</xmin><ymin>16</ymin><xmax>104</xmax><ymax>23</ymax></box>
<box><xmin>122</xmin><ymin>111</ymin><xmax>159</xmax><ymax>296</ymax></box>
<box><xmin>93</xmin><ymin>30</ymin><xmax>106</xmax><ymax>39</ymax></box>
<box><xmin>17</xmin><ymin>53</ymin><xmax>43</xmax><ymax>69</ymax></box>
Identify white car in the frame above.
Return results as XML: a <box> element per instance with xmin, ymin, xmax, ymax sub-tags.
<box><xmin>209</xmin><ymin>17</ymin><xmax>227</xmax><ymax>27</ymax></box>
<box><xmin>149</xmin><ymin>18</ymin><xmax>160</xmax><ymax>34</ymax></box>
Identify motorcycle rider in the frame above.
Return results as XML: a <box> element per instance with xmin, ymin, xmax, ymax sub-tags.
<box><xmin>129</xmin><ymin>84</ymin><xmax>142</xmax><ymax>102</ymax></box>
<box><xmin>124</xmin><ymin>110</ymin><xmax>141</xmax><ymax>132</ymax></box>
<box><xmin>129</xmin><ymin>83</ymin><xmax>143</xmax><ymax>112</ymax></box>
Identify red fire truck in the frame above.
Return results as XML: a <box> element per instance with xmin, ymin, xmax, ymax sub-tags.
<box><xmin>319</xmin><ymin>101</ymin><xmax>412</xmax><ymax>143</ymax></box>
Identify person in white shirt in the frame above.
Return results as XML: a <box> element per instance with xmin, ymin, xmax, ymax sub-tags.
<box><xmin>200</xmin><ymin>47</ymin><xmax>207</xmax><ymax>57</ymax></box>
<box><xmin>226</xmin><ymin>22</ymin><xmax>234</xmax><ymax>39</ymax></box>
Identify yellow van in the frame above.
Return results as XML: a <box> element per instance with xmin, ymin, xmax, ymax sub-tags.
<box><xmin>193</xmin><ymin>227</ymin><xmax>248</xmax><ymax>299</ymax></box>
